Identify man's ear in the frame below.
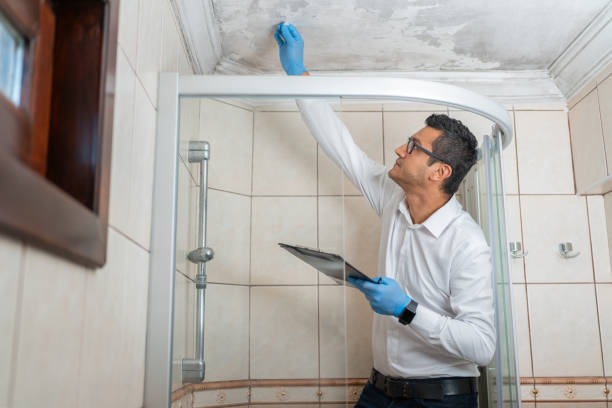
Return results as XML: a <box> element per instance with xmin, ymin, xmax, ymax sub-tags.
<box><xmin>431</xmin><ymin>163</ymin><xmax>453</xmax><ymax>182</ymax></box>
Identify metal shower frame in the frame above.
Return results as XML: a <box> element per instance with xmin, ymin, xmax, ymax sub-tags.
<box><xmin>144</xmin><ymin>73</ymin><xmax>519</xmax><ymax>408</ymax></box>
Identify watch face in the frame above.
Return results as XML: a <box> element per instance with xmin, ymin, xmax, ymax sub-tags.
<box><xmin>399</xmin><ymin>301</ymin><xmax>417</xmax><ymax>325</ymax></box>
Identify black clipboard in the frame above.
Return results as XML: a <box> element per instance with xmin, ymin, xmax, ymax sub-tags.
<box><xmin>279</xmin><ymin>243</ymin><xmax>375</xmax><ymax>285</ymax></box>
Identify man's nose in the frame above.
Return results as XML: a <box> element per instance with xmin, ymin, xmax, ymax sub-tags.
<box><xmin>395</xmin><ymin>144</ymin><xmax>407</xmax><ymax>158</ymax></box>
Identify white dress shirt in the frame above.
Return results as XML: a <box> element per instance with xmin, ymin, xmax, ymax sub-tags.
<box><xmin>297</xmin><ymin>99</ymin><xmax>496</xmax><ymax>379</ymax></box>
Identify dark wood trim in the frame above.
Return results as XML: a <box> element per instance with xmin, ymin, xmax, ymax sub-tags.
<box><xmin>21</xmin><ymin>0</ymin><xmax>55</xmax><ymax>175</ymax></box>
<box><xmin>0</xmin><ymin>151</ymin><xmax>105</xmax><ymax>266</ymax></box>
<box><xmin>0</xmin><ymin>0</ymin><xmax>39</xmax><ymax>38</ymax></box>
<box><xmin>0</xmin><ymin>0</ymin><xmax>119</xmax><ymax>267</ymax></box>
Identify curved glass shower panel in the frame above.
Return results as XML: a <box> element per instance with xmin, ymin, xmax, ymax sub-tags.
<box><xmin>147</xmin><ymin>75</ymin><xmax>520</xmax><ymax>408</ymax></box>
<box><xmin>477</xmin><ymin>134</ymin><xmax>521</xmax><ymax>408</ymax></box>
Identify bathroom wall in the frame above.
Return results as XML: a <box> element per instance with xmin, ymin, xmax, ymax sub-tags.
<box><xmin>0</xmin><ymin>0</ymin><xmax>195</xmax><ymax>407</ymax></box>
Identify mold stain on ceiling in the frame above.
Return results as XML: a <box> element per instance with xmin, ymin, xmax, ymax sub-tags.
<box><xmin>210</xmin><ymin>0</ymin><xmax>609</xmax><ymax>72</ymax></box>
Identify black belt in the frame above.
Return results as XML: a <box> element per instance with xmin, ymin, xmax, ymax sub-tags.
<box><xmin>369</xmin><ymin>368</ymin><xmax>478</xmax><ymax>400</ymax></box>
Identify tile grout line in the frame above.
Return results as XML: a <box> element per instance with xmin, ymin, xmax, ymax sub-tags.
<box><xmin>585</xmin><ymin>197</ymin><xmax>609</xmax><ymax>382</ymax></box>
<box><xmin>595</xmin><ymin>87</ymin><xmax>610</xmax><ymax>175</ymax></box>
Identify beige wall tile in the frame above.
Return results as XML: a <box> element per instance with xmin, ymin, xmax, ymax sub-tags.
<box><xmin>13</xmin><ymin>246</ymin><xmax>87</xmax><ymax>408</ymax></box>
<box><xmin>511</xmin><ymin>284</ymin><xmax>532</xmax><ymax>377</ymax></box>
<box><xmin>78</xmin><ymin>229</ymin><xmax>133</xmax><ymax>407</ymax></box>
<box><xmin>251</xmin><ymin>197</ymin><xmax>317</xmax><ymax>285</ymax></box>
<box><xmin>506</xmin><ymin>196</ymin><xmax>525</xmax><ymax>283</ymax></box>
<box><xmin>383</xmin><ymin>111</ymin><xmax>445</xmax><ymax>167</ymax></box>
<box><xmin>317</xmin><ymin>196</ymin><xmax>381</xmax><ymax>283</ymax></box>
<box><xmin>118</xmin><ymin>0</ymin><xmax>139</xmax><ymax>68</ymax></box>
<box><xmin>179</xmin><ymin>97</ymin><xmax>200</xmax><ymax>181</ymax></box>
<box><xmin>568</xmin><ymin>91</ymin><xmax>607</xmax><ymax>192</ymax></box>
<box><xmin>109</xmin><ymin>47</ymin><xmax>136</xmax><ymax>233</ymax></box>
<box><xmin>136</xmin><ymin>0</ymin><xmax>163</xmax><ymax>106</ymax></box>
<box><xmin>250</xmin><ymin>286</ymin><xmax>318</xmax><ymax>379</ymax></box>
<box><xmin>161</xmin><ymin>0</ymin><xmax>180</xmax><ymax>73</ymax></box>
<box><xmin>528</xmin><ymin>284</ymin><xmax>602</xmax><ymax>377</ymax></box>
<box><xmin>342</xmin><ymin>196</ymin><xmax>381</xmax><ymax>278</ymax></box>
<box><xmin>520</xmin><ymin>196</ymin><xmax>593</xmax><ymax>283</ymax></box>
<box><xmin>200</xmin><ymin>99</ymin><xmax>253</xmax><ymax>195</ymax></box>
<box><xmin>206</xmin><ymin>189</ymin><xmax>251</xmax><ymax>285</ymax></box>
<box><xmin>319</xmin><ymin>286</ymin><xmax>373</xmax><ymax>378</ymax></box>
<box><xmin>587</xmin><ymin>196</ymin><xmax>612</xmax><ymax>282</ymax></box>
<box><xmin>172</xmin><ymin>272</ymin><xmax>192</xmax><ymax>391</ymax></box>
<box><xmin>503</xmin><ymin>112</ymin><xmax>519</xmax><ymax>195</ymax></box>
<box><xmin>606</xmin><ymin>192</ymin><xmax>612</xmax><ymax>277</ymax></box>
<box><xmin>204</xmin><ymin>284</ymin><xmax>249</xmax><ymax>381</ymax></box>
<box><xmin>317</xmin><ymin>196</ymin><xmax>345</xmax><ymax>284</ymax></box>
<box><xmin>176</xmin><ymin>161</ymin><xmax>197</xmax><ymax>279</ymax></box>
<box><xmin>253</xmin><ymin>111</ymin><xmax>317</xmax><ymax>196</ymax></box>
<box><xmin>129</xmin><ymin>81</ymin><xmax>157</xmax><ymax>249</ymax></box>
<box><xmin>318</xmin><ymin>112</ymin><xmax>384</xmax><ymax>196</ymax></box>
<box><xmin>116</xmin><ymin>232</ymin><xmax>150</xmax><ymax>408</ymax></box>
<box><xmin>597</xmin><ymin>76</ymin><xmax>612</xmax><ymax>174</ymax></box>
<box><xmin>596</xmin><ymin>284</ymin><xmax>612</xmax><ymax>377</ymax></box>
<box><xmin>0</xmin><ymin>235</ymin><xmax>22</xmax><ymax>407</ymax></box>
<box><xmin>515</xmin><ymin>111</ymin><xmax>574</xmax><ymax>194</ymax></box>
<box><xmin>193</xmin><ymin>388</ymin><xmax>249</xmax><ymax>406</ymax></box>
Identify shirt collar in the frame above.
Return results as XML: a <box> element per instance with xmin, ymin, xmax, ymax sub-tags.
<box><xmin>400</xmin><ymin>195</ymin><xmax>462</xmax><ymax>238</ymax></box>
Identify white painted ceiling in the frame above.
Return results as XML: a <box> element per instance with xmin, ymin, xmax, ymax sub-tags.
<box><xmin>211</xmin><ymin>0</ymin><xmax>609</xmax><ymax>72</ymax></box>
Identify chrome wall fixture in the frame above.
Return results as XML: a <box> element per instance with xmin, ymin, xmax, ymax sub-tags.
<box><xmin>183</xmin><ymin>140</ymin><xmax>214</xmax><ymax>383</ymax></box>
<box><xmin>509</xmin><ymin>242</ymin><xmax>527</xmax><ymax>258</ymax></box>
<box><xmin>559</xmin><ymin>242</ymin><xmax>580</xmax><ymax>259</ymax></box>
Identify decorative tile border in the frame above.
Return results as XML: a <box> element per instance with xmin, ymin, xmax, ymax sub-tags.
<box><xmin>520</xmin><ymin>377</ymin><xmax>610</xmax><ymax>403</ymax></box>
<box><xmin>172</xmin><ymin>377</ymin><xmax>611</xmax><ymax>406</ymax></box>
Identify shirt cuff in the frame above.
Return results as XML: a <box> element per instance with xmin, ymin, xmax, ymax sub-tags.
<box><xmin>408</xmin><ymin>303</ymin><xmax>444</xmax><ymax>339</ymax></box>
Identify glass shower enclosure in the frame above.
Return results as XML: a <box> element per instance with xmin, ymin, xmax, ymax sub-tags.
<box><xmin>144</xmin><ymin>74</ymin><xmax>521</xmax><ymax>408</ymax></box>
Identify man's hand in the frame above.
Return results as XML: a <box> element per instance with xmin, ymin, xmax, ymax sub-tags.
<box><xmin>274</xmin><ymin>23</ymin><xmax>308</xmax><ymax>75</ymax></box>
<box><xmin>347</xmin><ymin>276</ymin><xmax>411</xmax><ymax>317</ymax></box>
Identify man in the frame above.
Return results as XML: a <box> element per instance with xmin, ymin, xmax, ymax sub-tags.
<box><xmin>274</xmin><ymin>23</ymin><xmax>495</xmax><ymax>408</ymax></box>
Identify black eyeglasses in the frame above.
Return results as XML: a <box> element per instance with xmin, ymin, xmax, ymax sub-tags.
<box><xmin>406</xmin><ymin>137</ymin><xmax>452</xmax><ymax>169</ymax></box>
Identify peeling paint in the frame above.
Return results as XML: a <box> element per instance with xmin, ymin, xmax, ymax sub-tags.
<box><xmin>210</xmin><ymin>0</ymin><xmax>609</xmax><ymax>72</ymax></box>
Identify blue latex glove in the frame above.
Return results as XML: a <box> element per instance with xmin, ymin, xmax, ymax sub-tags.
<box><xmin>274</xmin><ymin>23</ymin><xmax>307</xmax><ymax>75</ymax></box>
<box><xmin>347</xmin><ymin>276</ymin><xmax>411</xmax><ymax>317</ymax></box>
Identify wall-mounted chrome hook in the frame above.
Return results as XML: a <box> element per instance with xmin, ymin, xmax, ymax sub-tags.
<box><xmin>509</xmin><ymin>242</ymin><xmax>528</xmax><ymax>258</ymax></box>
<box><xmin>559</xmin><ymin>242</ymin><xmax>580</xmax><ymax>259</ymax></box>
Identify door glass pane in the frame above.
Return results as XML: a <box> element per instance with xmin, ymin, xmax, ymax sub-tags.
<box><xmin>0</xmin><ymin>10</ymin><xmax>25</xmax><ymax>105</ymax></box>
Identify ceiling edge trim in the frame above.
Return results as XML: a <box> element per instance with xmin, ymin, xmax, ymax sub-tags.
<box><xmin>172</xmin><ymin>0</ymin><xmax>223</xmax><ymax>74</ymax></box>
<box><xmin>548</xmin><ymin>1</ymin><xmax>612</xmax><ymax>99</ymax></box>
<box><xmin>214</xmin><ymin>57</ymin><xmax>564</xmax><ymax>104</ymax></box>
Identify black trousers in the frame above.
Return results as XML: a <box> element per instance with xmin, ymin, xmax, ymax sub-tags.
<box><xmin>355</xmin><ymin>381</ymin><xmax>478</xmax><ymax>408</ymax></box>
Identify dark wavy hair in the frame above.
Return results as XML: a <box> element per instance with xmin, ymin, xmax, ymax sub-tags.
<box><xmin>425</xmin><ymin>114</ymin><xmax>478</xmax><ymax>195</ymax></box>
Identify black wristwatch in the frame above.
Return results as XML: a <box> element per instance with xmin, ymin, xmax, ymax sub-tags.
<box><xmin>398</xmin><ymin>300</ymin><xmax>418</xmax><ymax>325</ymax></box>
